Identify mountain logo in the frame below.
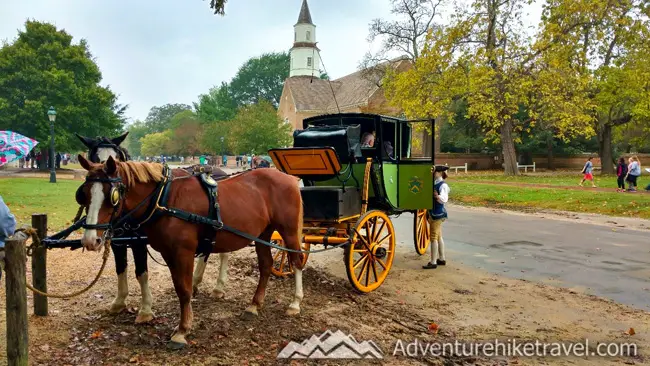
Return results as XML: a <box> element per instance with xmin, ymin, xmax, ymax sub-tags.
<box><xmin>277</xmin><ymin>329</ymin><xmax>384</xmax><ymax>359</ymax></box>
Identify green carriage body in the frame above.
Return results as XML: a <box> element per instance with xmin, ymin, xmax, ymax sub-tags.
<box><xmin>300</xmin><ymin>113</ymin><xmax>434</xmax><ymax>215</ymax></box>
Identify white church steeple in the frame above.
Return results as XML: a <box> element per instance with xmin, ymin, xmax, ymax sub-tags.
<box><xmin>290</xmin><ymin>0</ymin><xmax>321</xmax><ymax>78</ymax></box>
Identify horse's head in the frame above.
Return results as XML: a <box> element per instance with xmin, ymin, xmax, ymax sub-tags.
<box><xmin>76</xmin><ymin>132</ymin><xmax>130</xmax><ymax>163</ymax></box>
<box><xmin>77</xmin><ymin>154</ymin><xmax>125</xmax><ymax>251</ymax></box>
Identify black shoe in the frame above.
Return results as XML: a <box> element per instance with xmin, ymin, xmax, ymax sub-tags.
<box><xmin>436</xmin><ymin>259</ymin><xmax>446</xmax><ymax>266</ymax></box>
<box><xmin>422</xmin><ymin>262</ymin><xmax>437</xmax><ymax>269</ymax></box>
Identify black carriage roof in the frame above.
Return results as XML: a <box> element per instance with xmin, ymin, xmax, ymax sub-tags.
<box><xmin>302</xmin><ymin>113</ymin><xmax>408</xmax><ymax>129</ymax></box>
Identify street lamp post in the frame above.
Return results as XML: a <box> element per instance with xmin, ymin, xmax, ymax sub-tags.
<box><xmin>220</xmin><ymin>136</ymin><xmax>225</xmax><ymax>167</ymax></box>
<box><xmin>47</xmin><ymin>106</ymin><xmax>57</xmax><ymax>183</ymax></box>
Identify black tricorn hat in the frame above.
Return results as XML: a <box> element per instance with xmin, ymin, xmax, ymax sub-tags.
<box><xmin>434</xmin><ymin>165</ymin><xmax>450</xmax><ymax>172</ymax></box>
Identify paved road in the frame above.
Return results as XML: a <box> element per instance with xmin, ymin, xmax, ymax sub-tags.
<box><xmin>391</xmin><ymin>206</ymin><xmax>650</xmax><ymax>310</ymax></box>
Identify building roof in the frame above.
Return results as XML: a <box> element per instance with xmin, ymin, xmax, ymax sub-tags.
<box><xmin>296</xmin><ymin>0</ymin><xmax>314</xmax><ymax>25</ymax></box>
<box><xmin>284</xmin><ymin>57</ymin><xmax>409</xmax><ymax>113</ymax></box>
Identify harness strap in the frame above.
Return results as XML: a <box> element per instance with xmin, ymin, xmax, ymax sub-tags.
<box><xmin>160</xmin><ymin>206</ymin><xmax>348</xmax><ymax>254</ymax></box>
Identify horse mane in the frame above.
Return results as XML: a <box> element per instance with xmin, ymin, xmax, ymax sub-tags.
<box><xmin>117</xmin><ymin>161</ymin><xmax>164</xmax><ymax>188</ymax></box>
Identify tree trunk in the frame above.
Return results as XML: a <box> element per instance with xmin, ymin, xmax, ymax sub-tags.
<box><xmin>500</xmin><ymin>121</ymin><xmax>519</xmax><ymax>175</ymax></box>
<box><xmin>598</xmin><ymin>123</ymin><xmax>615</xmax><ymax>175</ymax></box>
<box><xmin>546</xmin><ymin>134</ymin><xmax>555</xmax><ymax>171</ymax></box>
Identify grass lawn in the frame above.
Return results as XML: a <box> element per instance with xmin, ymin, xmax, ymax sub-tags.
<box><xmin>0</xmin><ymin>177</ymin><xmax>81</xmax><ymax>230</ymax></box>
<box><xmin>450</xmin><ymin>171</ymin><xmax>624</xmax><ymax>188</ymax></box>
<box><xmin>452</xmin><ymin>182</ymin><xmax>650</xmax><ymax>219</ymax></box>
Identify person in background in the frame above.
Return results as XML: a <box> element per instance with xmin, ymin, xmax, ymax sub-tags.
<box><xmin>199</xmin><ymin>154</ymin><xmax>206</xmax><ymax>165</ymax></box>
<box><xmin>0</xmin><ymin>195</ymin><xmax>17</xmax><ymax>280</ymax></box>
<box><xmin>626</xmin><ymin>156</ymin><xmax>641</xmax><ymax>192</ymax></box>
<box><xmin>361</xmin><ymin>131</ymin><xmax>376</xmax><ymax>147</ymax></box>
<box><xmin>645</xmin><ymin>168</ymin><xmax>650</xmax><ymax>191</ymax></box>
<box><xmin>55</xmin><ymin>152</ymin><xmax>62</xmax><ymax>169</ymax></box>
<box><xmin>616</xmin><ymin>157</ymin><xmax>628</xmax><ymax>192</ymax></box>
<box><xmin>423</xmin><ymin>166</ymin><xmax>451</xmax><ymax>269</ymax></box>
<box><xmin>247</xmin><ymin>155</ymin><xmax>252</xmax><ymax>168</ymax></box>
<box><xmin>579</xmin><ymin>157</ymin><xmax>597</xmax><ymax>188</ymax></box>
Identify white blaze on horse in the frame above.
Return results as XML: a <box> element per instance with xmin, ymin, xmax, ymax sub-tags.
<box><xmin>77</xmin><ymin>155</ymin><xmax>305</xmax><ymax>348</ymax></box>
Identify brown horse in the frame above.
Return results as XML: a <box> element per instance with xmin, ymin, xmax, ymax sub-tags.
<box><xmin>77</xmin><ymin>155</ymin><xmax>305</xmax><ymax>348</ymax></box>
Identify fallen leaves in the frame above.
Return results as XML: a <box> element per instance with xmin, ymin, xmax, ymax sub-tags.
<box><xmin>625</xmin><ymin>327</ymin><xmax>636</xmax><ymax>336</ymax></box>
<box><xmin>89</xmin><ymin>330</ymin><xmax>103</xmax><ymax>339</ymax></box>
<box><xmin>428</xmin><ymin>323</ymin><xmax>439</xmax><ymax>334</ymax></box>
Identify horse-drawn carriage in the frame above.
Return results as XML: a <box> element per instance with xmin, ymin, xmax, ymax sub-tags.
<box><xmin>34</xmin><ymin>112</ymin><xmax>435</xmax><ymax>348</ymax></box>
<box><xmin>267</xmin><ymin>113</ymin><xmax>435</xmax><ymax>292</ymax></box>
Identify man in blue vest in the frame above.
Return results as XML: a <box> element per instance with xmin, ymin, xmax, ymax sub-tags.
<box><xmin>423</xmin><ymin>165</ymin><xmax>451</xmax><ymax>269</ymax></box>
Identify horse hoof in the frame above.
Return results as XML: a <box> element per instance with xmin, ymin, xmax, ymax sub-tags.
<box><xmin>241</xmin><ymin>306</ymin><xmax>259</xmax><ymax>320</ymax></box>
<box><xmin>135</xmin><ymin>311</ymin><xmax>154</xmax><ymax>324</ymax></box>
<box><xmin>109</xmin><ymin>303</ymin><xmax>126</xmax><ymax>314</ymax></box>
<box><xmin>212</xmin><ymin>290</ymin><xmax>225</xmax><ymax>299</ymax></box>
<box><xmin>192</xmin><ymin>286</ymin><xmax>199</xmax><ymax>298</ymax></box>
<box><xmin>286</xmin><ymin>307</ymin><xmax>301</xmax><ymax>316</ymax></box>
<box><xmin>167</xmin><ymin>341</ymin><xmax>186</xmax><ymax>350</ymax></box>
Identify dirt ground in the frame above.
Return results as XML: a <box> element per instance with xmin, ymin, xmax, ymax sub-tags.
<box><xmin>1</xmin><ymin>232</ymin><xmax>648</xmax><ymax>365</ymax></box>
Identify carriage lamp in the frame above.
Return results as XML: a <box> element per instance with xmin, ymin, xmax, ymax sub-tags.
<box><xmin>47</xmin><ymin>106</ymin><xmax>56</xmax><ymax>183</ymax></box>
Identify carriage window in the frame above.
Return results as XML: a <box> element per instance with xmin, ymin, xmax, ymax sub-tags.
<box><xmin>403</xmin><ymin>122</ymin><xmax>433</xmax><ymax>159</ymax></box>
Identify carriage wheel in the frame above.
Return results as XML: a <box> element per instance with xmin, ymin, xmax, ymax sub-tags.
<box><xmin>344</xmin><ymin>210</ymin><xmax>396</xmax><ymax>293</ymax></box>
<box><xmin>413</xmin><ymin>209</ymin><xmax>430</xmax><ymax>255</ymax></box>
<box><xmin>270</xmin><ymin>236</ymin><xmax>310</xmax><ymax>278</ymax></box>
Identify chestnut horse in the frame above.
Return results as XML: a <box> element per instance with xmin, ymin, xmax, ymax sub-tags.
<box><xmin>77</xmin><ymin>132</ymin><xmax>230</xmax><ymax>320</ymax></box>
<box><xmin>77</xmin><ymin>155</ymin><xmax>305</xmax><ymax>348</ymax></box>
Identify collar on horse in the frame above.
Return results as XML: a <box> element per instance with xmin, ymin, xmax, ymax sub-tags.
<box><xmin>80</xmin><ymin>165</ymin><xmax>222</xmax><ymax>254</ymax></box>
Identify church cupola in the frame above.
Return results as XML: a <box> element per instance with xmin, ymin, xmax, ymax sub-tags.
<box><xmin>290</xmin><ymin>0</ymin><xmax>321</xmax><ymax>78</ymax></box>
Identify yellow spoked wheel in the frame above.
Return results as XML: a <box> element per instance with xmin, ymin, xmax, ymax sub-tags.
<box><xmin>270</xmin><ymin>236</ymin><xmax>310</xmax><ymax>278</ymax></box>
<box><xmin>413</xmin><ymin>209</ymin><xmax>430</xmax><ymax>255</ymax></box>
<box><xmin>344</xmin><ymin>210</ymin><xmax>396</xmax><ymax>293</ymax></box>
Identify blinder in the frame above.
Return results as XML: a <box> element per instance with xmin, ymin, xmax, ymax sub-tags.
<box><xmin>80</xmin><ymin>175</ymin><xmax>125</xmax><ymax>231</ymax></box>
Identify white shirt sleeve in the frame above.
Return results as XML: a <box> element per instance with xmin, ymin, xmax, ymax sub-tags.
<box><xmin>437</xmin><ymin>183</ymin><xmax>449</xmax><ymax>204</ymax></box>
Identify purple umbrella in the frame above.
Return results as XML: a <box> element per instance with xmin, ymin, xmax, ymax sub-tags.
<box><xmin>0</xmin><ymin>131</ymin><xmax>39</xmax><ymax>167</ymax></box>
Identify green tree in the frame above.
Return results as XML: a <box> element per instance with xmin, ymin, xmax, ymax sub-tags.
<box><xmin>538</xmin><ymin>0</ymin><xmax>650</xmax><ymax>173</ymax></box>
<box><xmin>194</xmin><ymin>82</ymin><xmax>237</xmax><ymax>123</ymax></box>
<box><xmin>123</xmin><ymin>120</ymin><xmax>148</xmax><ymax>157</ymax></box>
<box><xmin>228</xmin><ymin>101</ymin><xmax>292</xmax><ymax>154</ymax></box>
<box><xmin>144</xmin><ymin>103</ymin><xmax>192</xmax><ymax>133</ymax></box>
<box><xmin>140</xmin><ymin>131</ymin><xmax>172</xmax><ymax>157</ymax></box>
<box><xmin>229</xmin><ymin>52</ymin><xmax>290</xmax><ymax>107</ymax></box>
<box><xmin>201</xmin><ymin>120</ymin><xmax>231</xmax><ymax>155</ymax></box>
<box><xmin>0</xmin><ymin>21</ymin><xmax>125</xmax><ymax>156</ymax></box>
<box><xmin>208</xmin><ymin>0</ymin><xmax>227</xmax><ymax>15</ymax></box>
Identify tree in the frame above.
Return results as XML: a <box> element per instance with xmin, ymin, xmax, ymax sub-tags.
<box><xmin>538</xmin><ymin>0</ymin><xmax>650</xmax><ymax>173</ymax></box>
<box><xmin>364</xmin><ymin>0</ymin><xmax>443</xmax><ymax>64</ymax></box>
<box><xmin>228</xmin><ymin>101</ymin><xmax>292</xmax><ymax>154</ymax></box>
<box><xmin>0</xmin><ymin>21</ymin><xmax>125</xmax><ymax>157</ymax></box>
<box><xmin>201</xmin><ymin>120</ymin><xmax>232</xmax><ymax>155</ymax></box>
<box><xmin>194</xmin><ymin>82</ymin><xmax>237</xmax><ymax>123</ymax></box>
<box><xmin>208</xmin><ymin>0</ymin><xmax>227</xmax><ymax>15</ymax></box>
<box><xmin>384</xmin><ymin>0</ymin><xmax>598</xmax><ymax>175</ymax></box>
<box><xmin>140</xmin><ymin>131</ymin><xmax>172</xmax><ymax>157</ymax></box>
<box><xmin>123</xmin><ymin>120</ymin><xmax>148</xmax><ymax>157</ymax></box>
<box><xmin>144</xmin><ymin>103</ymin><xmax>192</xmax><ymax>133</ymax></box>
<box><xmin>229</xmin><ymin>52</ymin><xmax>290</xmax><ymax>107</ymax></box>
<box><xmin>167</xmin><ymin>111</ymin><xmax>203</xmax><ymax>155</ymax></box>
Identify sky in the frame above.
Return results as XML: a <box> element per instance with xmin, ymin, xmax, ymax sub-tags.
<box><xmin>0</xmin><ymin>0</ymin><xmax>543</xmax><ymax>123</ymax></box>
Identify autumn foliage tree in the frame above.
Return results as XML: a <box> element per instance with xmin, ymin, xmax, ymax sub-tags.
<box><xmin>537</xmin><ymin>0</ymin><xmax>650</xmax><ymax>173</ymax></box>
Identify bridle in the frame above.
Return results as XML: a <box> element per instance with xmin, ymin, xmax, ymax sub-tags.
<box><xmin>81</xmin><ymin>175</ymin><xmax>126</xmax><ymax>232</ymax></box>
<box><xmin>78</xmin><ymin>165</ymin><xmax>173</xmax><ymax>239</ymax></box>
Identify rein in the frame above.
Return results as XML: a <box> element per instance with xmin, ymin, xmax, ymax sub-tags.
<box><xmin>81</xmin><ymin>165</ymin><xmax>349</xmax><ymax>255</ymax></box>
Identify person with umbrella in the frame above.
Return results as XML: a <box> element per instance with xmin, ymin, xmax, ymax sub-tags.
<box><xmin>0</xmin><ymin>131</ymin><xmax>39</xmax><ymax>169</ymax></box>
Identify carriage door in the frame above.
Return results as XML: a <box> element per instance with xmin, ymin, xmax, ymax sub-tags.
<box><xmin>397</xmin><ymin>122</ymin><xmax>433</xmax><ymax>210</ymax></box>
<box><xmin>380</xmin><ymin>120</ymin><xmax>398</xmax><ymax>207</ymax></box>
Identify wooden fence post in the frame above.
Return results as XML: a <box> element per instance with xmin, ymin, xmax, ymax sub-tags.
<box><xmin>32</xmin><ymin>214</ymin><xmax>48</xmax><ymax>316</ymax></box>
<box><xmin>5</xmin><ymin>232</ymin><xmax>29</xmax><ymax>366</ymax></box>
